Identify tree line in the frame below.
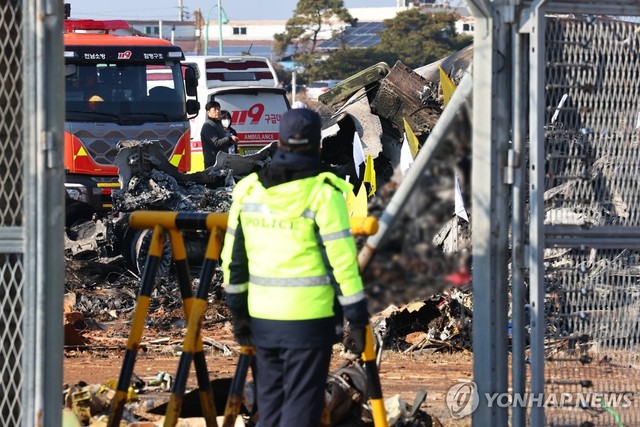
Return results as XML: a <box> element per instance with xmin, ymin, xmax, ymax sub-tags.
<box><xmin>273</xmin><ymin>0</ymin><xmax>472</xmax><ymax>85</ymax></box>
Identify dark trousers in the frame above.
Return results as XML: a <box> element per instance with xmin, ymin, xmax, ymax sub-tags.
<box><xmin>254</xmin><ymin>345</ymin><xmax>332</xmax><ymax>427</ymax></box>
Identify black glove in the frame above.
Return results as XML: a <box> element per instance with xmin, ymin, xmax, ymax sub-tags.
<box><xmin>233</xmin><ymin>316</ymin><xmax>252</xmax><ymax>346</ymax></box>
<box><xmin>347</xmin><ymin>327</ymin><xmax>366</xmax><ymax>354</ymax></box>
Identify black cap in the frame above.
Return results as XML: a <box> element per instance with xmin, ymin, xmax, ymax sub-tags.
<box><xmin>279</xmin><ymin>109</ymin><xmax>321</xmax><ymax>146</ymax></box>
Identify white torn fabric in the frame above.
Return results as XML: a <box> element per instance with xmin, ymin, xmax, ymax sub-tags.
<box><xmin>399</xmin><ymin>133</ymin><xmax>414</xmax><ymax>176</ymax></box>
<box><xmin>455</xmin><ymin>174</ymin><xmax>469</xmax><ymax>222</ymax></box>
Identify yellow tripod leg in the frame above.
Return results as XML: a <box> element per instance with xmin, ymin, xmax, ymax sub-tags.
<box><xmin>164</xmin><ymin>228</ymin><xmax>223</xmax><ymax>427</ymax></box>
<box><xmin>168</xmin><ymin>230</ymin><xmax>217</xmax><ymax>426</ymax></box>
<box><xmin>222</xmin><ymin>345</ymin><xmax>255</xmax><ymax>427</ymax></box>
<box><xmin>107</xmin><ymin>226</ymin><xmax>165</xmax><ymax>427</ymax></box>
<box><xmin>362</xmin><ymin>324</ymin><xmax>389</xmax><ymax>427</ymax></box>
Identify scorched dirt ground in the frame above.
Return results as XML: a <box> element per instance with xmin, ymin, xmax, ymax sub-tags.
<box><xmin>63</xmin><ymin>322</ymin><xmax>473</xmax><ymax>426</ymax></box>
<box><xmin>63</xmin><ymin>258</ymin><xmax>474</xmax><ymax>426</ymax></box>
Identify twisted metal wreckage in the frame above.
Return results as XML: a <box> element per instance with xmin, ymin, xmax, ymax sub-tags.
<box><xmin>65</xmin><ymin>44</ymin><xmax>474</xmax><ymax>278</ymax></box>
<box><xmin>63</xmin><ymin>48</ymin><xmax>476</xmax><ymax>426</ymax></box>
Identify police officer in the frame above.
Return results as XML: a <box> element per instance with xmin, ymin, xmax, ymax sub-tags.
<box><xmin>221</xmin><ymin>108</ymin><xmax>369</xmax><ymax>427</ymax></box>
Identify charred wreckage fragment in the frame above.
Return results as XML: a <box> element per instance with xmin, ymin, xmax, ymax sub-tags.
<box><xmin>64</xmin><ymin>50</ymin><xmax>475</xmax><ymax>346</ymax></box>
<box><xmin>64</xmin><ymin>139</ymin><xmax>274</xmax><ymax>274</ymax></box>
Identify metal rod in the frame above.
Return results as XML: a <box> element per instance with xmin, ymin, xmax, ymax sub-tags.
<box><xmin>511</xmin><ymin>24</ymin><xmax>527</xmax><ymax>427</ymax></box>
<box><xmin>204</xmin><ymin>15</ymin><xmax>209</xmax><ymax>54</ymax></box>
<box><xmin>545</xmin><ymin>226</ymin><xmax>640</xmax><ymax>237</ymax></box>
<box><xmin>545</xmin><ymin>238</ymin><xmax>640</xmax><ymax>249</ymax></box>
<box><xmin>129</xmin><ymin>211</ymin><xmax>227</xmax><ymax>231</ymax></box>
<box><xmin>546</xmin><ymin>379</ymin><xmax>593</xmax><ymax>388</ymax></box>
<box><xmin>546</xmin><ymin>354</ymin><xmax>593</xmax><ymax>365</ymax></box>
<box><xmin>203</xmin><ymin>1</ymin><xmax>227</xmax><ymax>56</ymax></box>
<box><xmin>130</xmin><ymin>211</ymin><xmax>377</xmax><ymax>235</ymax></box>
<box><xmin>529</xmin><ymin>3</ymin><xmax>547</xmax><ymax>425</ymax></box>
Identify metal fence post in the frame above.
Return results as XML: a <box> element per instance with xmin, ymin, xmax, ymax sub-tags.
<box><xmin>466</xmin><ymin>0</ymin><xmax>513</xmax><ymax>424</ymax></box>
<box><xmin>1</xmin><ymin>0</ymin><xmax>64</xmax><ymax>426</ymax></box>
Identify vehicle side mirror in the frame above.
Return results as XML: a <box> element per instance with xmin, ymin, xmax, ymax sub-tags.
<box><xmin>184</xmin><ymin>66</ymin><xmax>198</xmax><ymax>97</ymax></box>
<box><xmin>186</xmin><ymin>99</ymin><xmax>200</xmax><ymax>116</ymax></box>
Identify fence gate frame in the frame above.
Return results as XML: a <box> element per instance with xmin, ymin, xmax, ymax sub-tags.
<box><xmin>467</xmin><ymin>0</ymin><xmax>513</xmax><ymax>425</ymax></box>
<box><xmin>0</xmin><ymin>1</ymin><xmax>65</xmax><ymax>426</ymax></box>
<box><xmin>528</xmin><ymin>2</ymin><xmax>640</xmax><ymax>427</ymax></box>
<box><xmin>468</xmin><ymin>0</ymin><xmax>640</xmax><ymax>426</ymax></box>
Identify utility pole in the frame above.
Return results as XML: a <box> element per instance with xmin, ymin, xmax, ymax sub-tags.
<box><xmin>217</xmin><ymin>0</ymin><xmax>223</xmax><ymax>56</ymax></box>
<box><xmin>178</xmin><ymin>0</ymin><xmax>184</xmax><ymax>21</ymax></box>
<box><xmin>194</xmin><ymin>9</ymin><xmax>204</xmax><ymax>55</ymax></box>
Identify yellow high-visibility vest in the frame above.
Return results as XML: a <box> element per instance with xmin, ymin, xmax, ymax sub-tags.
<box><xmin>222</xmin><ymin>172</ymin><xmax>365</xmax><ymax>321</ymax></box>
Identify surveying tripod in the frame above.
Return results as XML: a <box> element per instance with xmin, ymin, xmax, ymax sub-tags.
<box><xmin>106</xmin><ymin>211</ymin><xmax>387</xmax><ymax>427</ymax></box>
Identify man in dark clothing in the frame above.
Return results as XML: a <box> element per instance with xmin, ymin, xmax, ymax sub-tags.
<box><xmin>221</xmin><ymin>109</ymin><xmax>369</xmax><ymax>427</ymax></box>
<box><xmin>200</xmin><ymin>101</ymin><xmax>239</xmax><ymax>168</ymax></box>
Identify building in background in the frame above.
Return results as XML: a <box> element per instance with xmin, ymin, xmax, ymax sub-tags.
<box><xmin>128</xmin><ymin>19</ymin><xmax>199</xmax><ymax>53</ymax></box>
<box><xmin>126</xmin><ymin>2</ymin><xmax>472</xmax><ymax>59</ymax></box>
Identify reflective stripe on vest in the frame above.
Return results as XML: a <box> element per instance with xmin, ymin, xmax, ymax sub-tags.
<box><xmin>241</xmin><ymin>203</ymin><xmax>269</xmax><ymax>213</ymax></box>
<box><xmin>249</xmin><ymin>274</ymin><xmax>330</xmax><ymax>287</ymax></box>
<box><xmin>338</xmin><ymin>290</ymin><xmax>365</xmax><ymax>305</ymax></box>
<box><xmin>226</xmin><ymin>283</ymin><xmax>248</xmax><ymax>294</ymax></box>
<box><xmin>301</xmin><ymin>209</ymin><xmax>315</xmax><ymax>220</ymax></box>
<box><xmin>320</xmin><ymin>228</ymin><xmax>351</xmax><ymax>242</ymax></box>
<box><xmin>242</xmin><ymin>202</ymin><xmax>316</xmax><ymax>222</ymax></box>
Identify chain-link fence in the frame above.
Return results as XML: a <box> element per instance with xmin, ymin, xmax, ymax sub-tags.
<box><xmin>1</xmin><ymin>1</ymin><xmax>65</xmax><ymax>426</ymax></box>
<box><xmin>469</xmin><ymin>2</ymin><xmax>640</xmax><ymax>425</ymax></box>
<box><xmin>539</xmin><ymin>15</ymin><xmax>640</xmax><ymax>426</ymax></box>
<box><xmin>0</xmin><ymin>1</ymin><xmax>25</xmax><ymax>424</ymax></box>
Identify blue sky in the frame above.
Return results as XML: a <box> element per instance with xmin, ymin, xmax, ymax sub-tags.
<box><xmin>70</xmin><ymin>0</ymin><xmax>397</xmax><ymax>21</ymax></box>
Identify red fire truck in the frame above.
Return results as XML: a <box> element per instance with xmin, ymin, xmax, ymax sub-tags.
<box><xmin>63</xmin><ymin>19</ymin><xmax>199</xmax><ymax>225</ymax></box>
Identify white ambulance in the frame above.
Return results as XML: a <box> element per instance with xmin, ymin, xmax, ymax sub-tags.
<box><xmin>183</xmin><ymin>55</ymin><xmax>290</xmax><ymax>170</ymax></box>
